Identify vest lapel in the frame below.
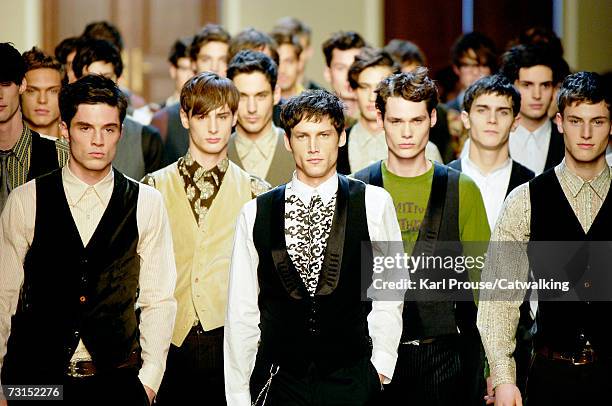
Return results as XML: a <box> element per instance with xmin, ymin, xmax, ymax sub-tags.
<box><xmin>227</xmin><ymin>134</ymin><xmax>245</xmax><ymax>170</ymax></box>
<box><xmin>316</xmin><ymin>175</ymin><xmax>348</xmax><ymax>296</ymax></box>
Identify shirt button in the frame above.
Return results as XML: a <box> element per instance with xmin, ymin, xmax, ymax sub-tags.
<box><xmin>194</xmin><ymin>278</ymin><xmax>199</xmax><ymax>283</ymax></box>
<box><xmin>584</xmin><ymin>281</ymin><xmax>591</xmax><ymax>288</ymax></box>
<box><xmin>79</xmin><ymin>296</ymin><xmax>87</xmax><ymax>303</ymax></box>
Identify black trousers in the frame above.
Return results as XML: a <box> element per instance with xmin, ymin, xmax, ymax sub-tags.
<box><xmin>382</xmin><ymin>336</ymin><xmax>479</xmax><ymax>406</ymax></box>
<box><xmin>155</xmin><ymin>324</ymin><xmax>225</xmax><ymax>405</ymax></box>
<box><xmin>526</xmin><ymin>354</ymin><xmax>612</xmax><ymax>406</ymax></box>
<box><xmin>3</xmin><ymin>366</ymin><xmax>148</xmax><ymax>406</ymax></box>
<box><xmin>249</xmin><ymin>356</ymin><xmax>382</xmax><ymax>405</ymax></box>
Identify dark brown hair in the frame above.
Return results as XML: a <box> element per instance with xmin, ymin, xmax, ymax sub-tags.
<box><xmin>59</xmin><ymin>74</ymin><xmax>127</xmax><ymax>126</ymax></box>
<box><xmin>180</xmin><ymin>72</ymin><xmax>239</xmax><ymax>117</ymax></box>
<box><xmin>23</xmin><ymin>47</ymin><xmax>63</xmax><ymax>75</ymax></box>
<box><xmin>270</xmin><ymin>29</ymin><xmax>302</xmax><ymax>58</ymax></box>
<box><xmin>348</xmin><ymin>47</ymin><xmax>397</xmax><ymax>90</ymax></box>
<box><xmin>321</xmin><ymin>31</ymin><xmax>366</xmax><ymax>67</ymax></box>
<box><xmin>375</xmin><ymin>67</ymin><xmax>439</xmax><ymax>117</ymax></box>
<box><xmin>189</xmin><ymin>24</ymin><xmax>231</xmax><ymax>61</ymax></box>
<box><xmin>557</xmin><ymin>71</ymin><xmax>611</xmax><ymax>116</ymax></box>
<box><xmin>228</xmin><ymin>28</ymin><xmax>279</xmax><ymax>66</ymax></box>
<box><xmin>280</xmin><ymin>90</ymin><xmax>344</xmax><ymax>138</ymax></box>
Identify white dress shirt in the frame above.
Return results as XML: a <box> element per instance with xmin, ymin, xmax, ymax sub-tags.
<box><xmin>462</xmin><ymin>155</ymin><xmax>513</xmax><ymax>231</ymax></box>
<box><xmin>224</xmin><ymin>173</ymin><xmax>404</xmax><ymax>405</ymax></box>
<box><xmin>508</xmin><ymin>121</ymin><xmax>552</xmax><ymax>175</ymax></box>
<box><xmin>0</xmin><ymin>165</ymin><xmax>177</xmax><ymax>392</ymax></box>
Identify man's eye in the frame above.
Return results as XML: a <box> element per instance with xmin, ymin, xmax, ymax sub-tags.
<box><xmin>476</xmin><ymin>108</ymin><xmax>485</xmax><ymax>113</ymax></box>
<box><xmin>80</xmin><ymin>126</ymin><xmax>91</xmax><ymax>131</ymax></box>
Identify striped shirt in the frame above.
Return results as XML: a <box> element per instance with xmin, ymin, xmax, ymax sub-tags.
<box><xmin>5</xmin><ymin>124</ymin><xmax>69</xmax><ymax>189</ymax></box>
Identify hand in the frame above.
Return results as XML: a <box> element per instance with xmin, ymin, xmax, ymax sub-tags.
<box><xmin>492</xmin><ymin>383</ymin><xmax>522</xmax><ymax>406</ymax></box>
<box><xmin>484</xmin><ymin>376</ymin><xmax>494</xmax><ymax>404</ymax></box>
<box><xmin>143</xmin><ymin>384</ymin><xmax>155</xmax><ymax>405</ymax></box>
<box><xmin>378</xmin><ymin>373</ymin><xmax>385</xmax><ymax>384</ymax></box>
<box><xmin>0</xmin><ymin>399</ymin><xmax>7</xmax><ymax>406</ymax></box>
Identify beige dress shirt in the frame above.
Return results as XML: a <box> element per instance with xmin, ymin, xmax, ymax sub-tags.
<box><xmin>0</xmin><ymin>165</ymin><xmax>177</xmax><ymax>392</ymax></box>
<box><xmin>477</xmin><ymin>160</ymin><xmax>611</xmax><ymax>388</ymax></box>
<box><xmin>234</xmin><ymin>125</ymin><xmax>280</xmax><ymax>179</ymax></box>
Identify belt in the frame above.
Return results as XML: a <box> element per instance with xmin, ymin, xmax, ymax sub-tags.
<box><xmin>66</xmin><ymin>350</ymin><xmax>141</xmax><ymax>378</ymax></box>
<box><xmin>400</xmin><ymin>338</ymin><xmax>438</xmax><ymax>345</ymax></box>
<box><xmin>537</xmin><ymin>345</ymin><xmax>598</xmax><ymax>366</ymax></box>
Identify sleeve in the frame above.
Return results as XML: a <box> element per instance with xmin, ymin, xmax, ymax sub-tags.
<box><xmin>477</xmin><ymin>184</ymin><xmax>531</xmax><ymax>389</ymax></box>
<box><xmin>224</xmin><ymin>201</ymin><xmax>261</xmax><ymax>405</ymax></box>
<box><xmin>141</xmin><ymin>124</ymin><xmax>164</xmax><ymax>174</ymax></box>
<box><xmin>135</xmin><ymin>186</ymin><xmax>178</xmax><ymax>393</ymax></box>
<box><xmin>364</xmin><ymin>185</ymin><xmax>404</xmax><ymax>384</ymax></box>
<box><xmin>0</xmin><ymin>184</ymin><xmax>36</xmax><ymax>389</ymax></box>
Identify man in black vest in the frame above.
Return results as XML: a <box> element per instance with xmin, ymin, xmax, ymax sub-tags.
<box><xmin>0</xmin><ymin>43</ymin><xmax>68</xmax><ymax>214</ymax></box>
<box><xmin>224</xmin><ymin>89</ymin><xmax>403</xmax><ymax>405</ymax></box>
<box><xmin>448</xmin><ymin>74</ymin><xmax>535</xmax><ymax>400</ymax></box>
<box><xmin>477</xmin><ymin>71</ymin><xmax>612</xmax><ymax>405</ymax></box>
<box><xmin>0</xmin><ymin>75</ymin><xmax>177</xmax><ymax>405</ymax></box>
<box><xmin>353</xmin><ymin>68</ymin><xmax>490</xmax><ymax>405</ymax></box>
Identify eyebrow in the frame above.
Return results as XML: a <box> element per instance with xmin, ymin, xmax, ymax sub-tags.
<box><xmin>474</xmin><ymin>104</ymin><xmax>512</xmax><ymax>110</ymax></box>
<box><xmin>74</xmin><ymin>121</ymin><xmax>119</xmax><ymax>128</ymax></box>
<box><xmin>26</xmin><ymin>85</ymin><xmax>61</xmax><ymax>90</ymax></box>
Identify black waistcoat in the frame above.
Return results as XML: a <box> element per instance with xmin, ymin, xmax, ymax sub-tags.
<box><xmin>529</xmin><ymin>168</ymin><xmax>612</xmax><ymax>353</ymax></box>
<box><xmin>253</xmin><ymin>175</ymin><xmax>372</xmax><ymax>376</ymax></box>
<box><xmin>26</xmin><ymin>131</ymin><xmax>61</xmax><ymax>181</ymax></box>
<box><xmin>4</xmin><ymin>168</ymin><xmax>141</xmax><ymax>379</ymax></box>
<box><xmin>354</xmin><ymin>161</ymin><xmax>468</xmax><ymax>340</ymax></box>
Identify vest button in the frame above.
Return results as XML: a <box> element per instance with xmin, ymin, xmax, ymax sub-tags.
<box><xmin>79</xmin><ymin>296</ymin><xmax>87</xmax><ymax>303</ymax></box>
<box><xmin>584</xmin><ymin>281</ymin><xmax>591</xmax><ymax>288</ymax></box>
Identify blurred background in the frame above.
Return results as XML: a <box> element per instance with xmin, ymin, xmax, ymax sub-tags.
<box><xmin>2</xmin><ymin>0</ymin><xmax>610</xmax><ymax>104</ymax></box>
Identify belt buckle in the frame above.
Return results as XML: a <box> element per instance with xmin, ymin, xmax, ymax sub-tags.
<box><xmin>572</xmin><ymin>347</ymin><xmax>594</xmax><ymax>366</ymax></box>
<box><xmin>66</xmin><ymin>361</ymin><xmax>95</xmax><ymax>378</ymax></box>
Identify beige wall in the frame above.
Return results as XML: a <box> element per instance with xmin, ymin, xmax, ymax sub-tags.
<box><xmin>0</xmin><ymin>0</ymin><xmax>42</xmax><ymax>52</ymax></box>
<box><xmin>563</xmin><ymin>0</ymin><xmax>612</xmax><ymax>73</ymax></box>
<box><xmin>222</xmin><ymin>0</ymin><xmax>383</xmax><ymax>88</ymax></box>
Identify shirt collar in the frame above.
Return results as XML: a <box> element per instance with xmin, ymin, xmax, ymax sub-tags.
<box><xmin>513</xmin><ymin>120</ymin><xmax>551</xmax><ymax>147</ymax></box>
<box><xmin>235</xmin><ymin>125</ymin><xmax>278</xmax><ymax>159</ymax></box>
<box><xmin>62</xmin><ymin>164</ymin><xmax>114</xmax><ymax>207</ymax></box>
<box><xmin>287</xmin><ymin>171</ymin><xmax>338</xmax><ymax>206</ymax></box>
<box><xmin>11</xmin><ymin>123</ymin><xmax>32</xmax><ymax>166</ymax></box>
<box><xmin>181</xmin><ymin>150</ymin><xmax>229</xmax><ymax>184</ymax></box>
<box><xmin>463</xmin><ymin>154</ymin><xmax>512</xmax><ymax>177</ymax></box>
<box><xmin>351</xmin><ymin>121</ymin><xmax>384</xmax><ymax>147</ymax></box>
<box><xmin>557</xmin><ymin>159</ymin><xmax>611</xmax><ymax>199</ymax></box>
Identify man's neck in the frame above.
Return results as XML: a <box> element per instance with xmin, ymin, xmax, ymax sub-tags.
<box><xmin>236</xmin><ymin>120</ymin><xmax>273</xmax><ymax>142</ymax></box>
<box><xmin>468</xmin><ymin>142</ymin><xmax>510</xmax><ymax>175</ymax></box>
<box><xmin>27</xmin><ymin>120</ymin><xmax>60</xmax><ymax>138</ymax></box>
<box><xmin>68</xmin><ymin>159</ymin><xmax>112</xmax><ymax>186</ymax></box>
<box><xmin>565</xmin><ymin>154</ymin><xmax>608</xmax><ymax>182</ymax></box>
<box><xmin>358</xmin><ymin>115</ymin><xmax>381</xmax><ymax>135</ymax></box>
<box><xmin>190</xmin><ymin>146</ymin><xmax>228</xmax><ymax>171</ymax></box>
<box><xmin>386</xmin><ymin>151</ymin><xmax>431</xmax><ymax>178</ymax></box>
<box><xmin>0</xmin><ymin>111</ymin><xmax>24</xmax><ymax>150</ymax></box>
<box><xmin>295</xmin><ymin>168</ymin><xmax>335</xmax><ymax>188</ymax></box>
<box><xmin>281</xmin><ymin>85</ymin><xmax>299</xmax><ymax>99</ymax></box>
<box><xmin>519</xmin><ymin>113</ymin><xmax>548</xmax><ymax>133</ymax></box>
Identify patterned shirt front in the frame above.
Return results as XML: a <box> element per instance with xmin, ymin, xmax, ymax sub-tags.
<box><xmin>178</xmin><ymin>151</ymin><xmax>228</xmax><ymax>227</ymax></box>
<box><xmin>285</xmin><ymin>187</ymin><xmax>337</xmax><ymax>296</ymax></box>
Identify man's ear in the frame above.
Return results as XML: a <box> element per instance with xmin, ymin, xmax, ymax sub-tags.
<box><xmin>323</xmin><ymin>66</ymin><xmax>332</xmax><ymax>84</ymax></box>
<box><xmin>18</xmin><ymin>78</ymin><xmax>27</xmax><ymax>95</ymax></box>
<box><xmin>460</xmin><ymin>110</ymin><xmax>471</xmax><ymax>130</ymax></box>
<box><xmin>376</xmin><ymin>110</ymin><xmax>384</xmax><ymax>129</ymax></box>
<box><xmin>273</xmin><ymin>84</ymin><xmax>281</xmax><ymax>105</ymax></box>
<box><xmin>338</xmin><ymin>129</ymin><xmax>347</xmax><ymax>148</ymax></box>
<box><xmin>60</xmin><ymin>121</ymin><xmax>70</xmax><ymax>141</ymax></box>
<box><xmin>555</xmin><ymin>112</ymin><xmax>564</xmax><ymax>134</ymax></box>
<box><xmin>232</xmin><ymin>112</ymin><xmax>238</xmax><ymax>128</ymax></box>
<box><xmin>452</xmin><ymin>64</ymin><xmax>461</xmax><ymax>77</ymax></box>
<box><xmin>429</xmin><ymin>107</ymin><xmax>438</xmax><ymax>128</ymax></box>
<box><xmin>283</xmin><ymin>132</ymin><xmax>293</xmax><ymax>152</ymax></box>
<box><xmin>179</xmin><ymin>108</ymin><xmax>190</xmax><ymax>130</ymax></box>
<box><xmin>169</xmin><ymin>66</ymin><xmax>177</xmax><ymax>80</ymax></box>
<box><xmin>511</xmin><ymin>114</ymin><xmax>521</xmax><ymax>132</ymax></box>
